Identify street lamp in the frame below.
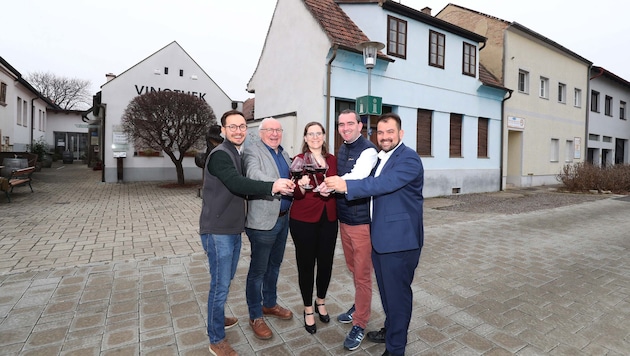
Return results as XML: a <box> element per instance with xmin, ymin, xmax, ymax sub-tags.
<box><xmin>357</xmin><ymin>41</ymin><xmax>385</xmax><ymax>137</ymax></box>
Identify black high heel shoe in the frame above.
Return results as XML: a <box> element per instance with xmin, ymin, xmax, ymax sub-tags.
<box><xmin>304</xmin><ymin>310</ymin><xmax>317</xmax><ymax>334</ymax></box>
<box><xmin>314</xmin><ymin>299</ymin><xmax>330</xmax><ymax>323</ymax></box>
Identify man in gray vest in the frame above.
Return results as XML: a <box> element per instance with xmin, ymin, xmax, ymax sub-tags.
<box><xmin>199</xmin><ymin>110</ymin><xmax>294</xmax><ymax>356</ymax></box>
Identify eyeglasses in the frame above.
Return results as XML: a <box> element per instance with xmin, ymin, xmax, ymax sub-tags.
<box><xmin>260</xmin><ymin>128</ymin><xmax>284</xmax><ymax>134</ymax></box>
<box><xmin>224</xmin><ymin>124</ymin><xmax>247</xmax><ymax>132</ymax></box>
<box><xmin>306</xmin><ymin>132</ymin><xmax>323</xmax><ymax>137</ymax></box>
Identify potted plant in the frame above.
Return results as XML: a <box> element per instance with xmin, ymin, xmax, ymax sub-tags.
<box><xmin>29</xmin><ymin>136</ymin><xmax>52</xmax><ymax>169</ymax></box>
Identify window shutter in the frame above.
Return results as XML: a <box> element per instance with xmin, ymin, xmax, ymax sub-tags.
<box><xmin>477</xmin><ymin>117</ymin><xmax>488</xmax><ymax>157</ymax></box>
<box><xmin>416</xmin><ymin>109</ymin><xmax>432</xmax><ymax>156</ymax></box>
<box><xmin>449</xmin><ymin>114</ymin><xmax>462</xmax><ymax>157</ymax></box>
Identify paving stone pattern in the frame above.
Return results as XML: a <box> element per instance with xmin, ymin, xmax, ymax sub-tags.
<box><xmin>0</xmin><ymin>163</ymin><xmax>628</xmax><ymax>355</ymax></box>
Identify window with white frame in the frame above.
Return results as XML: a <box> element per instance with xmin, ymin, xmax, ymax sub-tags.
<box><xmin>388</xmin><ymin>16</ymin><xmax>407</xmax><ymax>59</ymax></box>
<box><xmin>22</xmin><ymin>100</ymin><xmax>28</xmax><ymax>127</ymax></box>
<box><xmin>539</xmin><ymin>77</ymin><xmax>549</xmax><ymax>99</ymax></box>
<box><xmin>550</xmin><ymin>138</ymin><xmax>559</xmax><ymax>162</ymax></box>
<box><xmin>605</xmin><ymin>95</ymin><xmax>613</xmax><ymax>116</ymax></box>
<box><xmin>591</xmin><ymin>90</ymin><xmax>600</xmax><ymax>112</ymax></box>
<box><xmin>429</xmin><ymin>30</ymin><xmax>445</xmax><ymax>68</ymax></box>
<box><xmin>620</xmin><ymin>101</ymin><xmax>626</xmax><ymax>120</ymax></box>
<box><xmin>518</xmin><ymin>70</ymin><xmax>529</xmax><ymax>93</ymax></box>
<box><xmin>462</xmin><ymin>42</ymin><xmax>476</xmax><ymax>76</ymax></box>
<box><xmin>17</xmin><ymin>97</ymin><xmax>23</xmax><ymax>126</ymax></box>
<box><xmin>565</xmin><ymin>140</ymin><xmax>573</xmax><ymax>162</ymax></box>
<box><xmin>574</xmin><ymin>88</ymin><xmax>582</xmax><ymax>107</ymax></box>
<box><xmin>558</xmin><ymin>83</ymin><xmax>566</xmax><ymax>103</ymax></box>
<box><xmin>0</xmin><ymin>82</ymin><xmax>7</xmax><ymax>105</ymax></box>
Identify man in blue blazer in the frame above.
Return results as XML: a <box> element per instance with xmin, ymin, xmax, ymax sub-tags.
<box><xmin>325</xmin><ymin>113</ymin><xmax>424</xmax><ymax>356</ymax></box>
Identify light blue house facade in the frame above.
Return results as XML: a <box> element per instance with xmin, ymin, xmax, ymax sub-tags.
<box><xmin>248</xmin><ymin>0</ymin><xmax>508</xmax><ymax>197</ymax></box>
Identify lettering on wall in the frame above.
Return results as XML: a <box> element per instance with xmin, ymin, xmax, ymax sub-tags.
<box><xmin>134</xmin><ymin>85</ymin><xmax>207</xmax><ymax>101</ymax></box>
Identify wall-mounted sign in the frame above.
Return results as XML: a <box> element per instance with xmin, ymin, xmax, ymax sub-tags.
<box><xmin>113</xmin><ymin>132</ymin><xmax>128</xmax><ymax>145</ymax></box>
<box><xmin>507</xmin><ymin>116</ymin><xmax>525</xmax><ymax>130</ymax></box>
<box><xmin>75</xmin><ymin>123</ymin><xmax>99</xmax><ymax>129</ymax></box>
<box><xmin>356</xmin><ymin>95</ymin><xmax>382</xmax><ymax>116</ymax></box>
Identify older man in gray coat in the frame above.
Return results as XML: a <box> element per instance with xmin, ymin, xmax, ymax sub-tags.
<box><xmin>243</xmin><ymin>117</ymin><xmax>294</xmax><ymax>340</ymax></box>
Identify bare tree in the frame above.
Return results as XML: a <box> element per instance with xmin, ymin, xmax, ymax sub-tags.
<box><xmin>121</xmin><ymin>91</ymin><xmax>217</xmax><ymax>185</ymax></box>
<box><xmin>26</xmin><ymin>71</ymin><xmax>92</xmax><ymax>110</ymax></box>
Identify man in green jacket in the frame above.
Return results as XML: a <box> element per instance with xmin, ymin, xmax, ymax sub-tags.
<box><xmin>199</xmin><ymin>110</ymin><xmax>294</xmax><ymax>356</ymax></box>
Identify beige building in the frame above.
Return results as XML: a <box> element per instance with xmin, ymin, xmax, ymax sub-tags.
<box><xmin>437</xmin><ymin>5</ymin><xmax>591</xmax><ymax>187</ymax></box>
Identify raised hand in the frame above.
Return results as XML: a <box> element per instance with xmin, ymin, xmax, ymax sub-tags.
<box><xmin>272</xmin><ymin>178</ymin><xmax>296</xmax><ymax>195</ymax></box>
<box><xmin>323</xmin><ymin>175</ymin><xmax>347</xmax><ymax>193</ymax></box>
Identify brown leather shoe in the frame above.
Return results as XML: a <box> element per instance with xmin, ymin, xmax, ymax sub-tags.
<box><xmin>262</xmin><ymin>304</ymin><xmax>293</xmax><ymax>320</ymax></box>
<box><xmin>209</xmin><ymin>339</ymin><xmax>238</xmax><ymax>356</ymax></box>
<box><xmin>224</xmin><ymin>316</ymin><xmax>238</xmax><ymax>329</ymax></box>
<box><xmin>249</xmin><ymin>318</ymin><xmax>273</xmax><ymax>339</ymax></box>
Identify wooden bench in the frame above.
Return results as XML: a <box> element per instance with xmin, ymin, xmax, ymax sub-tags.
<box><xmin>1</xmin><ymin>166</ymin><xmax>35</xmax><ymax>202</ymax></box>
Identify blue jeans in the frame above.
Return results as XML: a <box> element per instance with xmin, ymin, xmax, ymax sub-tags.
<box><xmin>200</xmin><ymin>233</ymin><xmax>241</xmax><ymax>344</ymax></box>
<box><xmin>245</xmin><ymin>214</ymin><xmax>289</xmax><ymax>319</ymax></box>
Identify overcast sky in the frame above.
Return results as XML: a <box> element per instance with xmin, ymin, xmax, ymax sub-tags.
<box><xmin>2</xmin><ymin>0</ymin><xmax>627</xmax><ymax>104</ymax></box>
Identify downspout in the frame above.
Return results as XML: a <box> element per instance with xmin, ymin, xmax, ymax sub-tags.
<box><xmin>585</xmin><ymin>65</ymin><xmax>596</xmax><ymax>163</ymax></box>
<box><xmin>326</xmin><ymin>45</ymin><xmax>338</xmax><ymax>138</ymax></box>
<box><xmin>99</xmin><ymin>103</ymin><xmax>106</xmax><ymax>182</ymax></box>
<box><xmin>499</xmin><ymin>90</ymin><xmax>512</xmax><ymax>191</ymax></box>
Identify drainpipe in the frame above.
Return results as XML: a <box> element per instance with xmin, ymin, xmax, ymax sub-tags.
<box><xmin>499</xmin><ymin>90</ymin><xmax>512</xmax><ymax>191</ymax></box>
<box><xmin>326</xmin><ymin>45</ymin><xmax>338</xmax><ymax>138</ymax></box>
<box><xmin>585</xmin><ymin>65</ymin><xmax>595</xmax><ymax>164</ymax></box>
<box><xmin>99</xmin><ymin>103</ymin><xmax>107</xmax><ymax>182</ymax></box>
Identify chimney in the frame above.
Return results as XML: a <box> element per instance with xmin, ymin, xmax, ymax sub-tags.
<box><xmin>421</xmin><ymin>7</ymin><xmax>432</xmax><ymax>15</ymax></box>
<box><xmin>105</xmin><ymin>73</ymin><xmax>116</xmax><ymax>82</ymax></box>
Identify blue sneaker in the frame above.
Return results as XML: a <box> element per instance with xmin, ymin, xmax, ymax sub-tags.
<box><xmin>337</xmin><ymin>304</ymin><xmax>355</xmax><ymax>323</ymax></box>
<box><xmin>344</xmin><ymin>325</ymin><xmax>365</xmax><ymax>351</ymax></box>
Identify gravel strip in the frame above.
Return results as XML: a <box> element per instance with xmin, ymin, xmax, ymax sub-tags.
<box><xmin>427</xmin><ymin>186</ymin><xmax>612</xmax><ymax>215</ymax></box>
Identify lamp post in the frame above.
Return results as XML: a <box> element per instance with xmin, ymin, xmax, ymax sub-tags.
<box><xmin>357</xmin><ymin>41</ymin><xmax>385</xmax><ymax>138</ymax></box>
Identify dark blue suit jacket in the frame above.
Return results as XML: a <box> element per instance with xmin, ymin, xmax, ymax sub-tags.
<box><xmin>345</xmin><ymin>143</ymin><xmax>424</xmax><ymax>254</ymax></box>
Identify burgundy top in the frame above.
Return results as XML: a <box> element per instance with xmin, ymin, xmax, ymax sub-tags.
<box><xmin>289</xmin><ymin>153</ymin><xmax>337</xmax><ymax>223</ymax></box>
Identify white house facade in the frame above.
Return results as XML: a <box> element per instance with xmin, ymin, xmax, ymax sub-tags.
<box><xmin>98</xmin><ymin>41</ymin><xmax>236</xmax><ymax>183</ymax></box>
<box><xmin>45</xmin><ymin>109</ymin><xmax>90</xmax><ymax>162</ymax></box>
<box><xmin>587</xmin><ymin>66</ymin><xmax>630</xmax><ymax>166</ymax></box>
<box><xmin>0</xmin><ymin>56</ymin><xmax>56</xmax><ymax>153</ymax></box>
<box><xmin>248</xmin><ymin>0</ymin><xmax>508</xmax><ymax>197</ymax></box>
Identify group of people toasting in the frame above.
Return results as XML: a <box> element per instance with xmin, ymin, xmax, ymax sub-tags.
<box><xmin>199</xmin><ymin>108</ymin><xmax>424</xmax><ymax>356</ymax></box>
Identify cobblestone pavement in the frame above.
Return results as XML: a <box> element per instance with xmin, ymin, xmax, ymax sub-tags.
<box><xmin>0</xmin><ymin>163</ymin><xmax>628</xmax><ymax>355</ymax></box>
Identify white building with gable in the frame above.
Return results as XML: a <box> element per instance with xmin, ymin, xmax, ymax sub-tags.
<box><xmin>97</xmin><ymin>41</ymin><xmax>237</xmax><ymax>183</ymax></box>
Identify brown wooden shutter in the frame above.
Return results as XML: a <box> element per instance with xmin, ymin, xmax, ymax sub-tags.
<box><xmin>477</xmin><ymin>117</ymin><xmax>488</xmax><ymax>158</ymax></box>
<box><xmin>416</xmin><ymin>109</ymin><xmax>432</xmax><ymax>156</ymax></box>
<box><xmin>449</xmin><ymin>113</ymin><xmax>462</xmax><ymax>157</ymax></box>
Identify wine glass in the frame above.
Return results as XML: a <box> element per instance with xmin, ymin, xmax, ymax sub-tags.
<box><xmin>290</xmin><ymin>156</ymin><xmax>306</xmax><ymax>184</ymax></box>
<box><xmin>302</xmin><ymin>152</ymin><xmax>316</xmax><ymax>190</ymax></box>
<box><xmin>306</xmin><ymin>152</ymin><xmax>329</xmax><ymax>192</ymax></box>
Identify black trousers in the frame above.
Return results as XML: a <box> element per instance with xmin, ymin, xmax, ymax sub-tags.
<box><xmin>289</xmin><ymin>209</ymin><xmax>339</xmax><ymax>306</ymax></box>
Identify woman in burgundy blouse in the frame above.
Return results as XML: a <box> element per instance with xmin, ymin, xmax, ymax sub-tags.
<box><xmin>289</xmin><ymin>121</ymin><xmax>338</xmax><ymax>334</ymax></box>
